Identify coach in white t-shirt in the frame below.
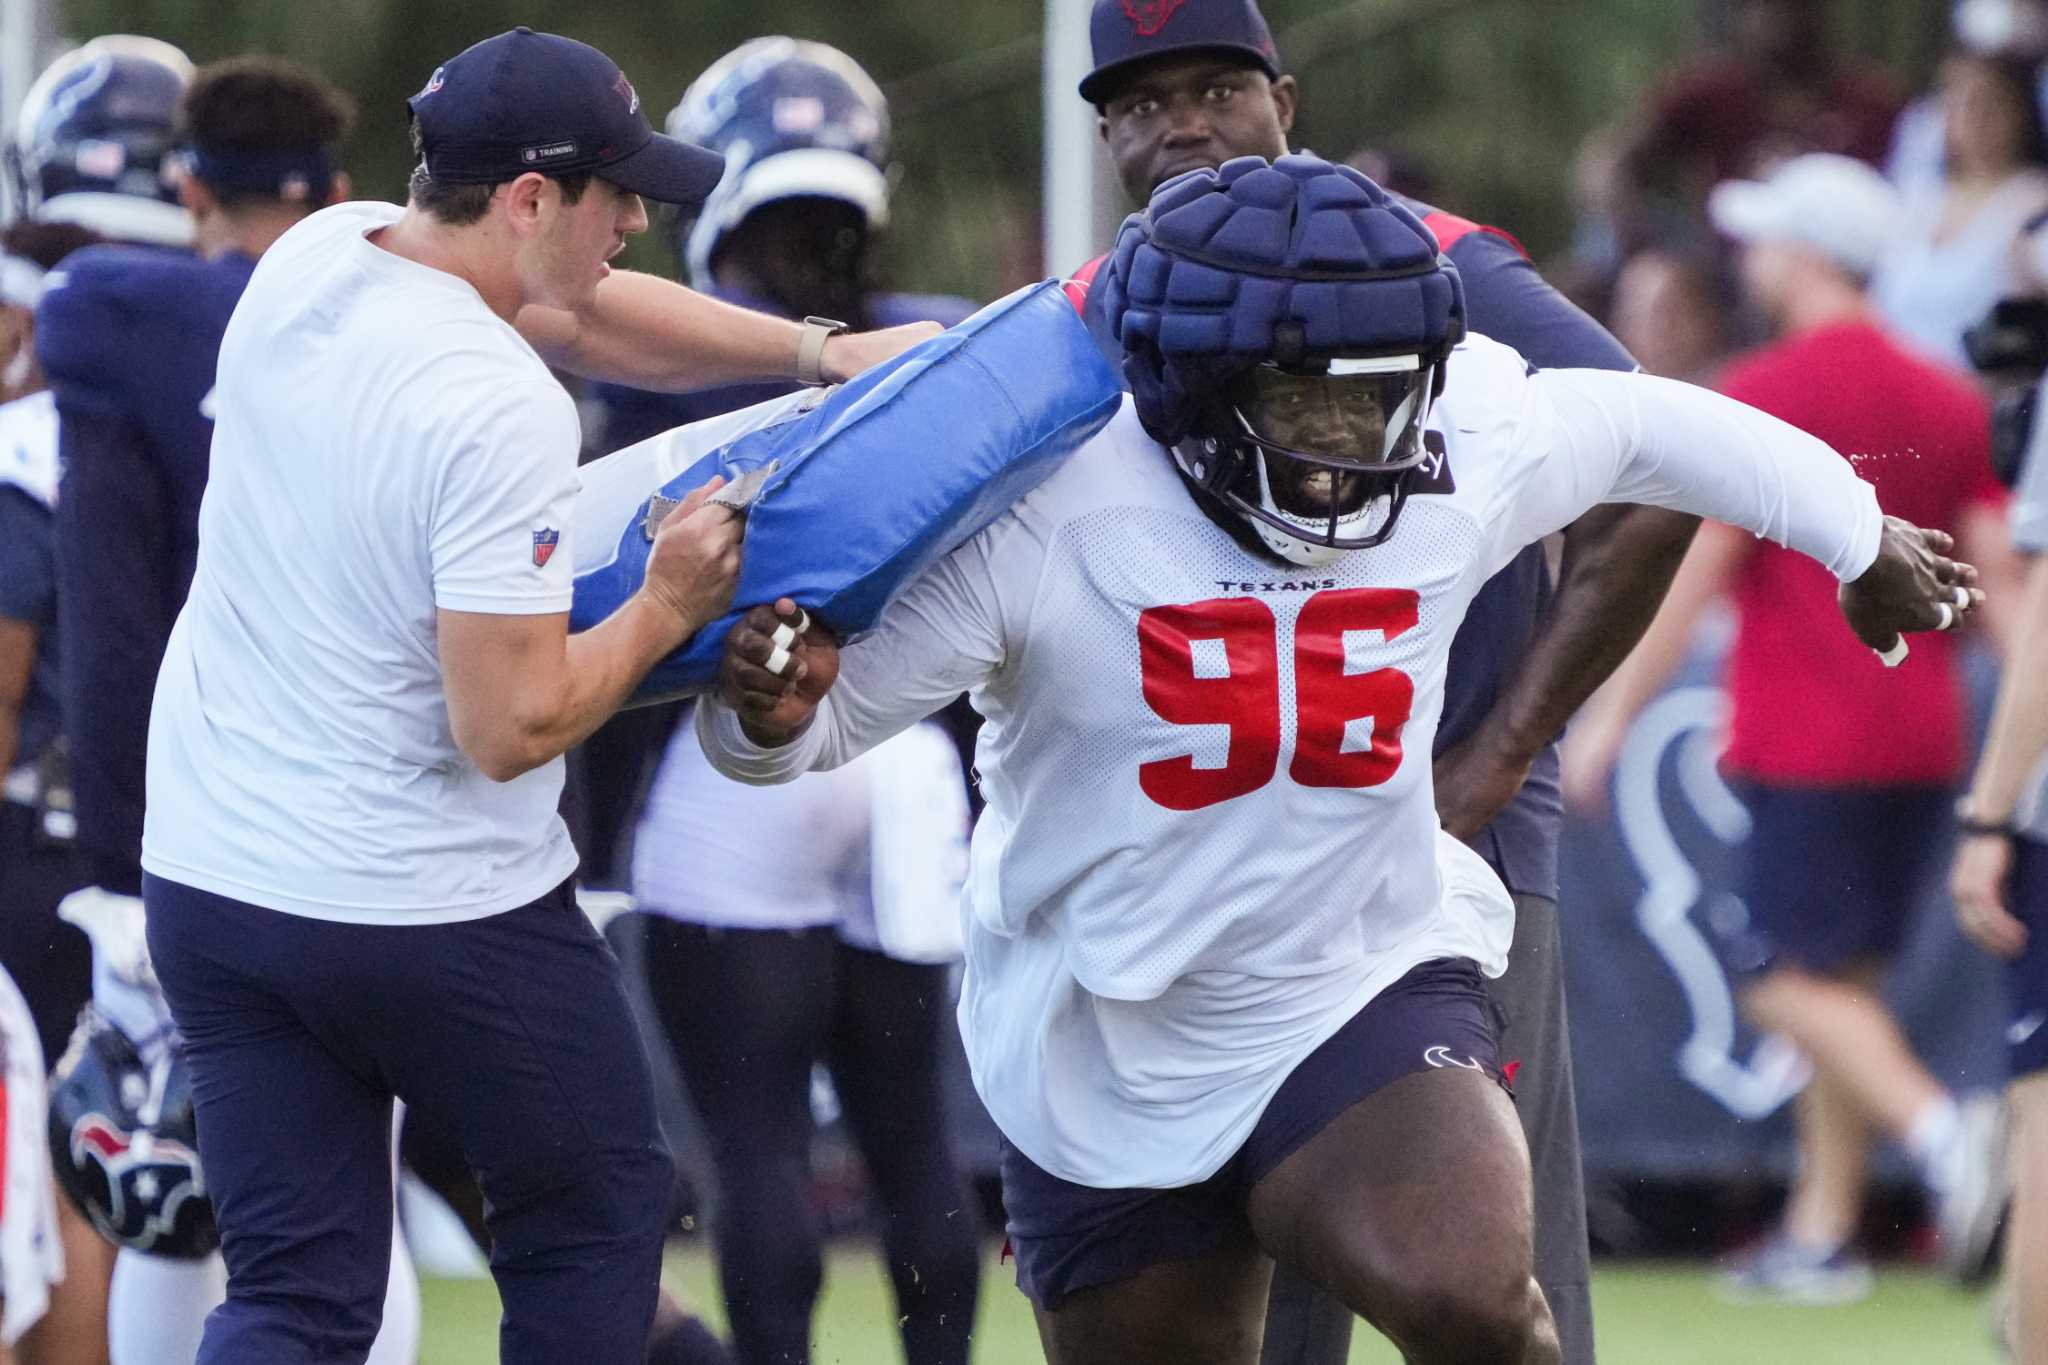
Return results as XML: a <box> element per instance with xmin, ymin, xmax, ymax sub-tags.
<box><xmin>135</xmin><ymin>30</ymin><xmax>932</xmax><ymax>1365</ymax></box>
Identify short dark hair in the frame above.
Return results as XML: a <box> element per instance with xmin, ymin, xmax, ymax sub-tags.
<box><xmin>1</xmin><ymin>220</ymin><xmax>103</xmax><ymax>272</ymax></box>
<box><xmin>180</xmin><ymin>56</ymin><xmax>356</xmax><ymax>210</ymax></box>
<box><xmin>406</xmin><ymin>121</ymin><xmax>591</xmax><ymax>227</ymax></box>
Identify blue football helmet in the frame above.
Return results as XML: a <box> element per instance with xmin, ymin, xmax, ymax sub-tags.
<box><xmin>666</xmin><ymin>37</ymin><xmax>890</xmax><ymax>289</ymax></box>
<box><xmin>7</xmin><ymin>35</ymin><xmax>194</xmax><ymax>246</ymax></box>
<box><xmin>1100</xmin><ymin>154</ymin><xmax>1467</xmax><ymax>566</ymax></box>
<box><xmin>47</xmin><ymin>1008</ymin><xmax>218</xmax><ymax>1258</ymax></box>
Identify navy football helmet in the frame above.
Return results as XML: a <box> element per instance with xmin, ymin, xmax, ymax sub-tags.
<box><xmin>7</xmin><ymin>35</ymin><xmax>194</xmax><ymax>246</ymax></box>
<box><xmin>1101</xmin><ymin>154</ymin><xmax>1467</xmax><ymax>565</ymax></box>
<box><xmin>666</xmin><ymin>37</ymin><xmax>890</xmax><ymax>289</ymax></box>
<box><xmin>47</xmin><ymin>1008</ymin><xmax>218</xmax><ymax>1258</ymax></box>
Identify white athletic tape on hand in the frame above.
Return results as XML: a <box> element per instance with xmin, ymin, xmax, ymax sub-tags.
<box><xmin>1877</xmin><ymin>636</ymin><xmax>1910</xmax><ymax>668</ymax></box>
<box><xmin>1954</xmin><ymin>585</ymin><xmax>1972</xmax><ymax>610</ymax></box>
<box><xmin>765</xmin><ymin>610</ymin><xmax>812</xmax><ymax>676</ymax></box>
<box><xmin>1937</xmin><ymin>602</ymin><xmax>1956</xmax><ymax>631</ymax></box>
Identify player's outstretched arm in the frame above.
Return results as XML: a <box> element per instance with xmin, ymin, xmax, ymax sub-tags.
<box><xmin>1498</xmin><ymin>365</ymin><xmax>1983</xmax><ymax>660</ymax></box>
<box><xmin>1951</xmin><ymin>549</ymin><xmax>2048</xmax><ymax>958</ymax></box>
<box><xmin>514</xmin><ymin>270</ymin><xmax>939</xmax><ymax>392</ymax></box>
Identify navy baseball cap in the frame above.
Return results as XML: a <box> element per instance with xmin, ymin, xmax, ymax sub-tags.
<box><xmin>1079</xmin><ymin>0</ymin><xmax>1283</xmax><ymax>104</ymax></box>
<box><xmin>408</xmin><ymin>28</ymin><xmax>724</xmax><ymax>206</ymax></box>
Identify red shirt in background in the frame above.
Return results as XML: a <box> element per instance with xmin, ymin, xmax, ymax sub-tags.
<box><xmin>1715</xmin><ymin>319</ymin><xmax>2002</xmax><ymax>788</ymax></box>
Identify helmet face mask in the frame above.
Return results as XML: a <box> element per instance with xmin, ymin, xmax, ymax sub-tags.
<box><xmin>1101</xmin><ymin>155</ymin><xmax>1469</xmax><ymax>565</ymax></box>
<box><xmin>1175</xmin><ymin>353</ymin><xmax>1442</xmax><ymax>566</ymax></box>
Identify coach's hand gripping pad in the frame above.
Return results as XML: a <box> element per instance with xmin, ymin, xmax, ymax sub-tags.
<box><xmin>571</xmin><ymin>280</ymin><xmax>1122</xmax><ymax>704</ymax></box>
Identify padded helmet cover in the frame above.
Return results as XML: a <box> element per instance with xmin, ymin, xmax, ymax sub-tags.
<box><xmin>1099</xmin><ymin>153</ymin><xmax>1467</xmax><ymax>447</ymax></box>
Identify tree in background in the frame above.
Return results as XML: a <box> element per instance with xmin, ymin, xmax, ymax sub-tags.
<box><xmin>52</xmin><ymin>0</ymin><xmax>1948</xmax><ymax>303</ymax></box>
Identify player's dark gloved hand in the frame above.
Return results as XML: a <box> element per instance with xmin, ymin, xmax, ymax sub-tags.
<box><xmin>718</xmin><ymin>598</ymin><xmax>840</xmax><ymax>747</ymax></box>
<box><xmin>1838</xmin><ymin>516</ymin><xmax>1985</xmax><ymax>663</ymax></box>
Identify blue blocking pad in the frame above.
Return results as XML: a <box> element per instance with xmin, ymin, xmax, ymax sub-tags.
<box><xmin>571</xmin><ymin>280</ymin><xmax>1123</xmax><ymax>704</ymax></box>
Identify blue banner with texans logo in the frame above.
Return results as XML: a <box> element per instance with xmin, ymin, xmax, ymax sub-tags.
<box><xmin>1562</xmin><ymin>637</ymin><xmax>2008</xmax><ymax>1183</ymax></box>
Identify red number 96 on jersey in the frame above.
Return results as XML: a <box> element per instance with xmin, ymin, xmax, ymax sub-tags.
<box><xmin>1136</xmin><ymin>588</ymin><xmax>1420</xmax><ymax>811</ymax></box>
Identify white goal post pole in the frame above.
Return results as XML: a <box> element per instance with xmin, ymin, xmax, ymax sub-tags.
<box><xmin>1042</xmin><ymin>0</ymin><xmax>1123</xmax><ymax>278</ymax></box>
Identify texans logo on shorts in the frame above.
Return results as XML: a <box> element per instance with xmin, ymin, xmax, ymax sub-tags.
<box><xmin>532</xmin><ymin>528</ymin><xmax>560</xmax><ymax>567</ymax></box>
<box><xmin>1122</xmin><ymin>0</ymin><xmax>1187</xmax><ymax>37</ymax></box>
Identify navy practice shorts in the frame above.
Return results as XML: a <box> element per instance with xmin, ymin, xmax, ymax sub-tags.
<box><xmin>998</xmin><ymin>957</ymin><xmax>1505</xmax><ymax>1309</ymax></box>
<box><xmin>2008</xmin><ymin>836</ymin><xmax>2048</xmax><ymax>1080</ymax></box>
<box><xmin>1724</xmin><ymin>782</ymin><xmax>1951</xmax><ymax>977</ymax></box>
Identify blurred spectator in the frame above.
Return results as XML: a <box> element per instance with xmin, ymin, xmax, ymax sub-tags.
<box><xmin>1949</xmin><ymin>371</ymin><xmax>2048</xmax><ymax>1365</ymax></box>
<box><xmin>1578</xmin><ymin>0</ymin><xmax>1902</xmax><ymax>281</ymax></box>
<box><xmin>634</xmin><ymin>721</ymin><xmax>978</xmax><ymax>1365</ymax></box>
<box><xmin>1887</xmin><ymin>0</ymin><xmax>2048</xmax><ymax>197</ymax></box>
<box><xmin>1874</xmin><ymin>51</ymin><xmax>2048</xmax><ymax>371</ymax></box>
<box><xmin>590</xmin><ymin>38</ymin><xmax>983</xmax><ymax>1365</ymax></box>
<box><xmin>1608</xmin><ymin>248</ymin><xmax>1734</xmax><ymax>383</ymax></box>
<box><xmin>1566</xmin><ymin>152</ymin><xmax>2015</xmax><ymax>1300</ymax></box>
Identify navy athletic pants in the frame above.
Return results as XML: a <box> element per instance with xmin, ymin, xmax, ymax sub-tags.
<box><xmin>145</xmin><ymin>874</ymin><xmax>674</xmax><ymax>1365</ymax></box>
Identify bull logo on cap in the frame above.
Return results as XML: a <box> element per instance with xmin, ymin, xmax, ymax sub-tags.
<box><xmin>1121</xmin><ymin>0</ymin><xmax>1188</xmax><ymax>36</ymax></box>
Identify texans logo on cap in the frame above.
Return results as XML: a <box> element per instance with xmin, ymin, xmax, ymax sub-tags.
<box><xmin>1122</xmin><ymin>0</ymin><xmax>1188</xmax><ymax>36</ymax></box>
<box><xmin>421</xmin><ymin>65</ymin><xmax>445</xmax><ymax>97</ymax></box>
<box><xmin>532</xmin><ymin>527</ymin><xmax>560</xmax><ymax>567</ymax></box>
<box><xmin>612</xmin><ymin>71</ymin><xmax>640</xmax><ymax>115</ymax></box>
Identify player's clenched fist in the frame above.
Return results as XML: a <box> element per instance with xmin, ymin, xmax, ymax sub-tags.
<box><xmin>1838</xmin><ymin>516</ymin><xmax>1986</xmax><ymax>661</ymax></box>
<box><xmin>639</xmin><ymin>475</ymin><xmax>745</xmax><ymax>642</ymax></box>
<box><xmin>719</xmin><ymin>599</ymin><xmax>839</xmax><ymax>747</ymax></box>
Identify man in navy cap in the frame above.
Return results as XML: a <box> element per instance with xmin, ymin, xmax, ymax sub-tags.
<box><xmin>1064</xmin><ymin>5</ymin><xmax>1700</xmax><ymax>1362</ymax></box>
<box><xmin>135</xmin><ymin>29</ymin><xmax>924</xmax><ymax>1365</ymax></box>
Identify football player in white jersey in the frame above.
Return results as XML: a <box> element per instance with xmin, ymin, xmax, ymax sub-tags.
<box><xmin>698</xmin><ymin>155</ymin><xmax>1979</xmax><ymax>1364</ymax></box>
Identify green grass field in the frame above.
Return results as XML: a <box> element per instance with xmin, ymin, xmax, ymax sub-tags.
<box><xmin>413</xmin><ymin>1247</ymin><xmax>2008</xmax><ymax>1364</ymax></box>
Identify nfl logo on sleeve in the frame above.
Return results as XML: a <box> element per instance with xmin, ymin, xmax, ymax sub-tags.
<box><xmin>532</xmin><ymin>527</ymin><xmax>560</xmax><ymax>567</ymax></box>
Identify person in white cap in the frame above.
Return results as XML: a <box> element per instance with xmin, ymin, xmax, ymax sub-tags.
<box><xmin>1567</xmin><ymin>151</ymin><xmax>2020</xmax><ymax>1302</ymax></box>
